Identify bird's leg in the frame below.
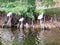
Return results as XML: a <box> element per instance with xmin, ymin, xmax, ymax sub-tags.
<box><xmin>19</xmin><ymin>22</ymin><xmax>20</xmax><ymax>31</ymax></box>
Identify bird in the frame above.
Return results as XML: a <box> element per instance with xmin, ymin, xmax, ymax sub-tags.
<box><xmin>38</xmin><ymin>12</ymin><xmax>44</xmax><ymax>20</ymax></box>
<box><xmin>5</xmin><ymin>12</ymin><xmax>13</xmax><ymax>27</ymax></box>
<box><xmin>18</xmin><ymin>17</ymin><xmax>25</xmax><ymax>37</ymax></box>
<box><xmin>37</xmin><ymin>12</ymin><xmax>44</xmax><ymax>30</ymax></box>
<box><xmin>19</xmin><ymin>17</ymin><xmax>24</xmax><ymax>22</ymax></box>
<box><xmin>7</xmin><ymin>12</ymin><xmax>12</xmax><ymax>17</ymax></box>
<box><xmin>19</xmin><ymin>17</ymin><xmax>24</xmax><ymax>30</ymax></box>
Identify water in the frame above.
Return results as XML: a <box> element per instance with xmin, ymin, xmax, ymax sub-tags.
<box><xmin>0</xmin><ymin>27</ymin><xmax>60</xmax><ymax>45</ymax></box>
<box><xmin>0</xmin><ymin>27</ymin><xmax>45</xmax><ymax>45</ymax></box>
<box><xmin>0</xmin><ymin>28</ymin><xmax>14</xmax><ymax>45</ymax></box>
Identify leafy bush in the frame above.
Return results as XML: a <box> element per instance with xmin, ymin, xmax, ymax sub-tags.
<box><xmin>0</xmin><ymin>0</ymin><xmax>56</xmax><ymax>19</ymax></box>
<box><xmin>0</xmin><ymin>1</ymin><xmax>35</xmax><ymax>19</ymax></box>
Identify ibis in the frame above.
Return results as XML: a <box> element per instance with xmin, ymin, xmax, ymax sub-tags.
<box><xmin>19</xmin><ymin>17</ymin><xmax>24</xmax><ymax>30</ymax></box>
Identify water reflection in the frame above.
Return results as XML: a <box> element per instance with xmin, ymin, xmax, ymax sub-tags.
<box><xmin>0</xmin><ymin>28</ymin><xmax>14</xmax><ymax>45</ymax></box>
<box><xmin>0</xmin><ymin>27</ymin><xmax>45</xmax><ymax>45</ymax></box>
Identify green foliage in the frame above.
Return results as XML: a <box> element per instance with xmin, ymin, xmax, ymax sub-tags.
<box><xmin>28</xmin><ymin>0</ymin><xmax>35</xmax><ymax>6</ymax></box>
<box><xmin>41</xmin><ymin>0</ymin><xmax>56</xmax><ymax>7</ymax></box>
<box><xmin>35</xmin><ymin>8</ymin><xmax>45</xmax><ymax>14</ymax></box>
<box><xmin>26</xmin><ymin>12</ymin><xmax>34</xmax><ymax>20</ymax></box>
<box><xmin>35</xmin><ymin>0</ymin><xmax>56</xmax><ymax>16</ymax></box>
<box><xmin>0</xmin><ymin>0</ymin><xmax>56</xmax><ymax>19</ymax></box>
<box><xmin>0</xmin><ymin>0</ymin><xmax>35</xmax><ymax>19</ymax></box>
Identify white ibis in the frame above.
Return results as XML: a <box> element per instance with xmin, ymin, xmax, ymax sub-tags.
<box><xmin>19</xmin><ymin>17</ymin><xmax>24</xmax><ymax>29</ymax></box>
<box><xmin>7</xmin><ymin>12</ymin><xmax>12</xmax><ymax>17</ymax></box>
<box><xmin>19</xmin><ymin>17</ymin><xmax>24</xmax><ymax>22</ymax></box>
<box><xmin>38</xmin><ymin>12</ymin><xmax>44</xmax><ymax>20</ymax></box>
<box><xmin>37</xmin><ymin>12</ymin><xmax>45</xmax><ymax>45</ymax></box>
<box><xmin>37</xmin><ymin>12</ymin><xmax>44</xmax><ymax>30</ymax></box>
<box><xmin>38</xmin><ymin>12</ymin><xmax>44</xmax><ymax>24</ymax></box>
<box><xmin>2</xmin><ymin>11</ymin><xmax>12</xmax><ymax>27</ymax></box>
<box><xmin>18</xmin><ymin>17</ymin><xmax>25</xmax><ymax>37</ymax></box>
<box><xmin>6</xmin><ymin>12</ymin><xmax>13</xmax><ymax>27</ymax></box>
